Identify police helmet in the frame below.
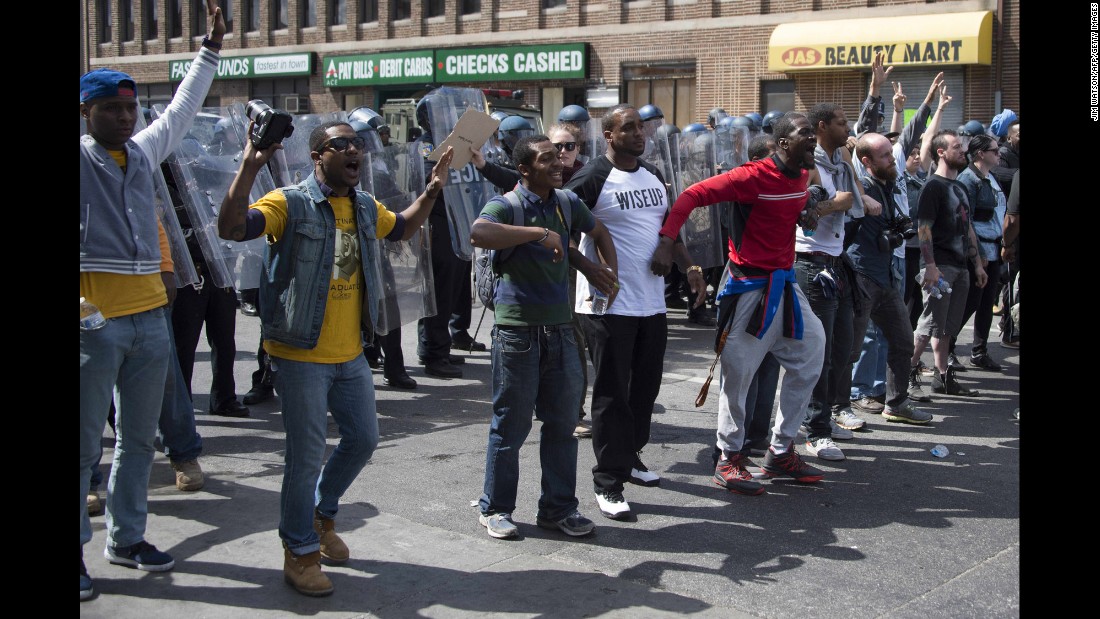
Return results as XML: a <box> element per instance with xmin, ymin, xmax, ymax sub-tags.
<box><xmin>730</xmin><ymin>116</ymin><xmax>754</xmax><ymax>130</ymax></box>
<box><xmin>745</xmin><ymin>112</ymin><xmax>763</xmax><ymax>130</ymax></box>
<box><xmin>638</xmin><ymin>104</ymin><xmax>664</xmax><ymax>122</ymax></box>
<box><xmin>489</xmin><ymin>110</ymin><xmax>511</xmax><ymax>123</ymax></box>
<box><xmin>656</xmin><ymin>123</ymin><xmax>681</xmax><ymax>139</ymax></box>
<box><xmin>558</xmin><ymin>104</ymin><xmax>590</xmax><ymax>123</ymax></box>
<box><xmin>415</xmin><ymin>96</ymin><xmax>434</xmax><ymax>131</ymax></box>
<box><xmin>762</xmin><ymin>110</ymin><xmax>785</xmax><ymax>134</ymax></box>
<box><xmin>959</xmin><ymin>119</ymin><xmax>986</xmax><ymax>137</ymax></box>
<box><xmin>498</xmin><ymin>115</ymin><xmax>534</xmax><ymax>151</ymax></box>
<box><xmin>347</xmin><ymin>119</ymin><xmax>384</xmax><ymax>154</ymax></box>
<box><xmin>707</xmin><ymin>107</ymin><xmax>728</xmax><ymax>128</ymax></box>
<box><xmin>348</xmin><ymin>106</ymin><xmax>383</xmax><ymax>129</ymax></box>
<box><xmin>682</xmin><ymin>123</ymin><xmax>708</xmax><ymax>135</ymax></box>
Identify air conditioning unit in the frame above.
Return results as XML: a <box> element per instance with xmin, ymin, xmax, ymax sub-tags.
<box><xmin>284</xmin><ymin>95</ymin><xmax>307</xmax><ymax>114</ymax></box>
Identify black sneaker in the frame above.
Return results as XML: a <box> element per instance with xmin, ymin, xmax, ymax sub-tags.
<box><xmin>210</xmin><ymin>398</ymin><xmax>250</xmax><ymax>417</ymax></box>
<box><xmin>536</xmin><ymin>510</ymin><xmax>596</xmax><ymax>536</ymax></box>
<box><xmin>969</xmin><ymin>354</ymin><xmax>1003</xmax><ymax>371</ymax></box>
<box><xmin>105</xmin><ymin>541</ymin><xmax>175</xmax><ymax>572</ymax></box>
<box><xmin>761</xmin><ymin>446</ymin><xmax>825</xmax><ymax>483</ymax></box>
<box><xmin>713</xmin><ymin>452</ymin><xmax>765</xmax><ymax>495</ymax></box>
<box><xmin>908</xmin><ymin>366</ymin><xmax>934</xmax><ymax>402</ymax></box>
<box><xmin>931</xmin><ymin>368</ymin><xmax>979</xmax><ymax>397</ymax></box>
<box><xmin>423</xmin><ymin>360</ymin><xmax>463</xmax><ymax>378</ymax></box>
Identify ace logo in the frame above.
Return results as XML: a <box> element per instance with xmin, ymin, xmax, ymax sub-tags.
<box><xmin>782</xmin><ymin>48</ymin><xmax>821</xmax><ymax>67</ymax></box>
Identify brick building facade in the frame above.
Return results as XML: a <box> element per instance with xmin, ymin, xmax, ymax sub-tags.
<box><xmin>81</xmin><ymin>0</ymin><xmax>1019</xmax><ymax>131</ymax></box>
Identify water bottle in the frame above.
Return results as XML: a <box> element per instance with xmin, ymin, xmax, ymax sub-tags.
<box><xmin>591</xmin><ymin>288</ymin><xmax>609</xmax><ymax>315</ymax></box>
<box><xmin>915</xmin><ymin>272</ymin><xmax>951</xmax><ymax>299</ymax></box>
<box><xmin>80</xmin><ymin>296</ymin><xmax>107</xmax><ymax>331</ymax></box>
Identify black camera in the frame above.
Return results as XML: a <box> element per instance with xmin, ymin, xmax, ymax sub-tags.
<box><xmin>878</xmin><ymin>214</ymin><xmax>917</xmax><ymax>252</ymax></box>
<box><xmin>245</xmin><ymin>99</ymin><xmax>294</xmax><ymax>150</ymax></box>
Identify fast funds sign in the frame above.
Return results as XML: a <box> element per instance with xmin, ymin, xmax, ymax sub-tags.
<box><xmin>435</xmin><ymin>44</ymin><xmax>587</xmax><ymax>83</ymax></box>
<box><xmin>169</xmin><ymin>53</ymin><xmax>312</xmax><ymax>81</ymax></box>
<box><xmin>323</xmin><ymin>50</ymin><xmax>435</xmax><ymax>87</ymax></box>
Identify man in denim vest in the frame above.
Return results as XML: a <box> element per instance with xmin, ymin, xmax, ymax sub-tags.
<box><xmin>218</xmin><ymin>122</ymin><xmax>453</xmax><ymax>596</ymax></box>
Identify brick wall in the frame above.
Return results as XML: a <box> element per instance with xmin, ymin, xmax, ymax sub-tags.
<box><xmin>84</xmin><ymin>0</ymin><xmax>1021</xmax><ymax>124</ymax></box>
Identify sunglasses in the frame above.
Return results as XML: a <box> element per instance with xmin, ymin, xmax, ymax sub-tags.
<box><xmin>552</xmin><ymin>141</ymin><xmax>577</xmax><ymax>152</ymax></box>
<box><xmin>318</xmin><ymin>136</ymin><xmax>366</xmax><ymax>152</ymax></box>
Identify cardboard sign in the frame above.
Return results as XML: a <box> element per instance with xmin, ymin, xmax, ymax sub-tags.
<box><xmin>428</xmin><ymin>109</ymin><xmax>501</xmax><ymax>169</ymax></box>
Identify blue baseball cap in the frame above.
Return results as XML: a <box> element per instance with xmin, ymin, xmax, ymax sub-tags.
<box><xmin>80</xmin><ymin>68</ymin><xmax>137</xmax><ymax>103</ymax></box>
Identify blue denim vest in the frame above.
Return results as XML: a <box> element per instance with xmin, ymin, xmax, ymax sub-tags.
<box><xmin>258</xmin><ymin>174</ymin><xmax>383</xmax><ymax>349</ymax></box>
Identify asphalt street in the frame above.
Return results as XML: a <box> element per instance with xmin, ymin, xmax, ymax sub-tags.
<box><xmin>81</xmin><ymin>298</ymin><xmax>1020</xmax><ymax>618</ymax></box>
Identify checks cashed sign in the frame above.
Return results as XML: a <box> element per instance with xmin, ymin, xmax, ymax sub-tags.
<box><xmin>435</xmin><ymin>44</ymin><xmax>587</xmax><ymax>83</ymax></box>
<box><xmin>169</xmin><ymin>53</ymin><xmax>312</xmax><ymax>81</ymax></box>
<box><xmin>323</xmin><ymin>50</ymin><xmax>435</xmax><ymax>87</ymax></box>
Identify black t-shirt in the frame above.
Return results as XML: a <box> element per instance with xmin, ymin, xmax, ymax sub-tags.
<box><xmin>916</xmin><ymin>174</ymin><xmax>969</xmax><ymax>269</ymax></box>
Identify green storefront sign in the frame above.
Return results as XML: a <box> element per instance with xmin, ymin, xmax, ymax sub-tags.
<box><xmin>323</xmin><ymin>50</ymin><xmax>435</xmax><ymax>87</ymax></box>
<box><xmin>435</xmin><ymin>44</ymin><xmax>586</xmax><ymax>83</ymax></box>
<box><xmin>169</xmin><ymin>53</ymin><xmax>312</xmax><ymax>81</ymax></box>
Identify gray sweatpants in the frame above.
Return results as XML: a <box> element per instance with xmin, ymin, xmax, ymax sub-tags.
<box><xmin>715</xmin><ymin>284</ymin><xmax>826</xmax><ymax>454</ymax></box>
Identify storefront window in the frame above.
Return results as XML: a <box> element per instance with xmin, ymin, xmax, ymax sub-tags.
<box><xmin>121</xmin><ymin>0</ymin><xmax>134</xmax><ymax>42</ymax></box>
<box><xmin>246</xmin><ymin>0</ymin><xmax>260</xmax><ymax>31</ymax></box>
<box><xmin>424</xmin><ymin>0</ymin><xmax>444</xmax><ymax>18</ymax></box>
<box><xmin>393</xmin><ymin>0</ymin><xmax>410</xmax><ymax>20</ymax></box>
<box><xmin>459</xmin><ymin>0</ymin><xmax>480</xmax><ymax>15</ymax></box>
<box><xmin>168</xmin><ymin>0</ymin><xmax>182</xmax><ymax>38</ymax></box>
<box><xmin>272</xmin><ymin>0</ymin><xmax>288</xmax><ymax>29</ymax></box>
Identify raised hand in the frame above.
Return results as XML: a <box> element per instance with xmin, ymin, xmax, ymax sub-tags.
<box><xmin>206</xmin><ymin>0</ymin><xmax>226</xmax><ymax>40</ymax></box>
<box><xmin>924</xmin><ymin>72</ymin><xmax>945</xmax><ymax>105</ymax></box>
<box><xmin>892</xmin><ymin>81</ymin><xmax>907</xmax><ymax>112</ymax></box>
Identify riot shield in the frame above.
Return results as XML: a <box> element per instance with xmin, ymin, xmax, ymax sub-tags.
<box><xmin>639</xmin><ymin>123</ymin><xmax>679</xmax><ymax>202</ymax></box>
<box><xmin>153</xmin><ymin>103</ymin><xmax>269</xmax><ymax>291</ymax></box>
<box><xmin>268</xmin><ymin>111</ymin><xmax>347</xmax><ymax>187</ymax></box>
<box><xmin>714</xmin><ymin>125</ymin><xmax>750</xmax><ymax>175</ymax></box>
<box><xmin>579</xmin><ymin>117</ymin><xmax>607</xmax><ymax>164</ymax></box>
<box><xmin>90</xmin><ymin>106</ymin><xmax>201</xmax><ymax>289</ymax></box>
<box><xmin>674</xmin><ymin>130</ymin><xmax>725</xmax><ymax>269</ymax></box>
<box><xmin>362</xmin><ymin>142</ymin><xmax>436</xmax><ymax>333</ymax></box>
<box><xmin>423</xmin><ymin>87</ymin><xmax>499</xmax><ymax>260</ymax></box>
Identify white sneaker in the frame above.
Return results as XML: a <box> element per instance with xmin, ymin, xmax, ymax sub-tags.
<box><xmin>829</xmin><ymin>418</ymin><xmax>854</xmax><ymax>441</ymax></box>
<box><xmin>805</xmin><ymin>437</ymin><xmax>846</xmax><ymax>461</ymax></box>
<box><xmin>832</xmin><ymin>407</ymin><xmax>865</xmax><ymax>431</ymax></box>
<box><xmin>629</xmin><ymin>467</ymin><xmax>660</xmax><ymax>487</ymax></box>
<box><xmin>594</xmin><ymin>490</ymin><xmax>632</xmax><ymax>520</ymax></box>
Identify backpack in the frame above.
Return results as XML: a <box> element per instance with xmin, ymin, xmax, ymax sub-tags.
<box><xmin>474</xmin><ymin>189</ymin><xmax>574</xmax><ymax>311</ymax></box>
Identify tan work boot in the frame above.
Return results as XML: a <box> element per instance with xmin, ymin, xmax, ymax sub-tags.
<box><xmin>171</xmin><ymin>459</ymin><xmax>205</xmax><ymax>491</ymax></box>
<box><xmin>283</xmin><ymin>544</ymin><xmax>334</xmax><ymax>597</ymax></box>
<box><xmin>313</xmin><ymin>510</ymin><xmax>350</xmax><ymax>564</ymax></box>
<box><xmin>87</xmin><ymin>491</ymin><xmax>104</xmax><ymax>516</ymax></box>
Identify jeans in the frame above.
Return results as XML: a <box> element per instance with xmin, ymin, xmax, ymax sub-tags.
<box><xmin>273</xmin><ymin>354</ymin><xmax>379</xmax><ymax>555</ymax></box>
<box><xmin>479</xmin><ymin>324</ymin><xmax>582</xmax><ymax>521</ymax></box>
<box><xmin>794</xmin><ymin>257</ymin><xmax>854</xmax><ymax>441</ymax></box>
<box><xmin>580</xmin><ymin>313</ymin><xmax>667</xmax><ymax>493</ymax></box>
<box><xmin>81</xmin><ymin>306</ymin><xmax>170</xmax><ymax>549</ymax></box>
<box><xmin>87</xmin><ymin>307</ymin><xmax>203</xmax><ymax>485</ymax></box>
<box><xmin>850</xmin><ymin>323</ymin><xmax>888</xmax><ymax>400</ymax></box>
<box><xmin>951</xmin><ymin>258</ymin><xmax>1002</xmax><ymax>356</ymax></box>
<box><xmin>850</xmin><ymin>273</ymin><xmax>916</xmax><ymax>409</ymax></box>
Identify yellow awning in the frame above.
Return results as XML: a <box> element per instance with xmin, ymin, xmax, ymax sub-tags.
<box><xmin>768</xmin><ymin>11</ymin><xmax>992</xmax><ymax>71</ymax></box>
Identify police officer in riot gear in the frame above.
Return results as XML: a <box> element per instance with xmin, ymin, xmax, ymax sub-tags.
<box><xmin>762</xmin><ymin>110</ymin><xmax>785</xmax><ymax>135</ymax></box>
<box><xmin>707</xmin><ymin>107</ymin><xmax>728</xmax><ymax>129</ymax></box>
<box><xmin>413</xmin><ymin>96</ymin><xmax>470</xmax><ymax>377</ymax></box>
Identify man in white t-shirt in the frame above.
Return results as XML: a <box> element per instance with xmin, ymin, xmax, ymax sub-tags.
<box><xmin>565</xmin><ymin>104</ymin><xmax>704</xmax><ymax>521</ymax></box>
<box><xmin>795</xmin><ymin>102</ymin><xmax>881</xmax><ymax>463</ymax></box>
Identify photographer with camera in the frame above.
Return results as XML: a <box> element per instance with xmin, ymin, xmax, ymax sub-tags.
<box><xmin>846</xmin><ymin>133</ymin><xmax>933</xmax><ymax>424</ymax></box>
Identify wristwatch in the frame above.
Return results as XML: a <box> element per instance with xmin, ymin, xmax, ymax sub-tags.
<box><xmin>687</xmin><ymin>265</ymin><xmax>703</xmax><ymax>275</ymax></box>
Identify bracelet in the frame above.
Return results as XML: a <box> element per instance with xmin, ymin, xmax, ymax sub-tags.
<box><xmin>686</xmin><ymin>265</ymin><xmax>703</xmax><ymax>275</ymax></box>
<box><xmin>201</xmin><ymin>36</ymin><xmax>222</xmax><ymax>51</ymax></box>
<box><xmin>537</xmin><ymin>228</ymin><xmax>550</xmax><ymax>243</ymax></box>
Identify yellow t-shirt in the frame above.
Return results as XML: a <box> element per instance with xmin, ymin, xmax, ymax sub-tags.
<box><xmin>78</xmin><ymin>149</ymin><xmax>172</xmax><ymax>318</ymax></box>
<box><xmin>252</xmin><ymin>189</ymin><xmax>397</xmax><ymax>364</ymax></box>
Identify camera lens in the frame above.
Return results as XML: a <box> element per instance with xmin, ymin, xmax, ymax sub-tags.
<box><xmin>246</xmin><ymin>99</ymin><xmax>272</xmax><ymax>120</ymax></box>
